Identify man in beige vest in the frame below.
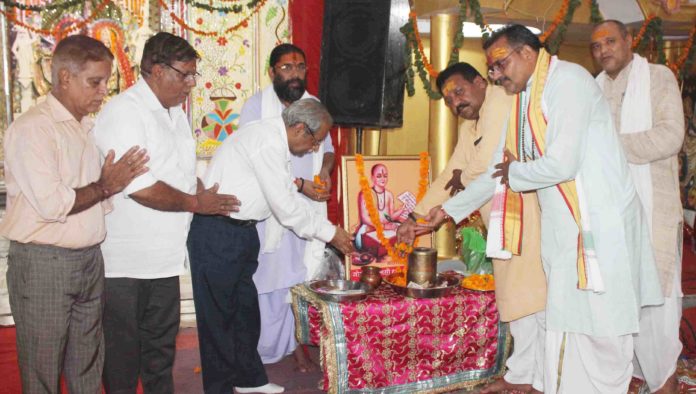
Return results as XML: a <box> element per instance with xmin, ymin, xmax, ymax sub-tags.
<box><xmin>591</xmin><ymin>20</ymin><xmax>684</xmax><ymax>394</ymax></box>
<box><xmin>398</xmin><ymin>62</ymin><xmax>546</xmax><ymax>393</ymax></box>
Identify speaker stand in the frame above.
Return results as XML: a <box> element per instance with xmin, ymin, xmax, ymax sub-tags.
<box><xmin>355</xmin><ymin>126</ymin><xmax>364</xmax><ymax>155</ymax></box>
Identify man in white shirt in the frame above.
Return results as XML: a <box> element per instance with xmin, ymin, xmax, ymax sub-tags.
<box><xmin>238</xmin><ymin>43</ymin><xmax>334</xmax><ymax>370</ymax></box>
<box><xmin>187</xmin><ymin>98</ymin><xmax>354</xmax><ymax>394</ymax></box>
<box><xmin>94</xmin><ymin>32</ymin><xmax>239</xmax><ymax>393</ymax></box>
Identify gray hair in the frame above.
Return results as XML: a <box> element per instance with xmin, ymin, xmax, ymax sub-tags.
<box><xmin>51</xmin><ymin>35</ymin><xmax>114</xmax><ymax>87</ymax></box>
<box><xmin>281</xmin><ymin>98</ymin><xmax>333</xmax><ymax>133</ymax></box>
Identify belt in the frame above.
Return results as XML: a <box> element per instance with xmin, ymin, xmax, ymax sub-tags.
<box><xmin>212</xmin><ymin>215</ymin><xmax>258</xmax><ymax>227</ymax></box>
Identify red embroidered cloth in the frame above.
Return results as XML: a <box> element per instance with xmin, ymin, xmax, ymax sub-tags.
<box><xmin>291</xmin><ymin>283</ymin><xmax>509</xmax><ymax>393</ymax></box>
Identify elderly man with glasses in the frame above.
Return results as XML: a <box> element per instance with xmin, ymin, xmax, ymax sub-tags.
<box><xmin>93</xmin><ymin>32</ymin><xmax>240</xmax><ymax>393</ymax></box>
<box><xmin>188</xmin><ymin>98</ymin><xmax>354</xmax><ymax>394</ymax></box>
<box><xmin>237</xmin><ymin>43</ymin><xmax>336</xmax><ymax>372</ymax></box>
<box><xmin>417</xmin><ymin>24</ymin><xmax>664</xmax><ymax>393</ymax></box>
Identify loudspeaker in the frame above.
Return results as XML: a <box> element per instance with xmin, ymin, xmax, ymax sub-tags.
<box><xmin>319</xmin><ymin>0</ymin><xmax>408</xmax><ymax>128</ymax></box>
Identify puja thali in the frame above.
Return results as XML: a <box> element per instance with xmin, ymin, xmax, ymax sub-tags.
<box><xmin>384</xmin><ymin>273</ymin><xmax>460</xmax><ymax>299</ymax></box>
<box><xmin>308</xmin><ymin>280</ymin><xmax>370</xmax><ymax>302</ymax></box>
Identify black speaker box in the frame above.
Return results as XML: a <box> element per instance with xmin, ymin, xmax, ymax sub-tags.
<box><xmin>319</xmin><ymin>0</ymin><xmax>408</xmax><ymax>128</ymax></box>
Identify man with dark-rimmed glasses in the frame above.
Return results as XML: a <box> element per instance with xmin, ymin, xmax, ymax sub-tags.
<box><xmin>418</xmin><ymin>24</ymin><xmax>664</xmax><ymax>393</ymax></box>
<box><xmin>94</xmin><ymin>32</ymin><xmax>240</xmax><ymax>393</ymax></box>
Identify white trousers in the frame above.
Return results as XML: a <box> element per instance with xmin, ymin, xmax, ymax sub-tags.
<box><xmin>504</xmin><ymin>311</ymin><xmax>546</xmax><ymax>391</ymax></box>
<box><xmin>633</xmin><ymin>251</ymin><xmax>683</xmax><ymax>392</ymax></box>
<box><xmin>547</xmin><ymin>331</ymin><xmax>634</xmax><ymax>394</ymax></box>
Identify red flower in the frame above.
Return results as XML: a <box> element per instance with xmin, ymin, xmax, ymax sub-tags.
<box><xmin>235</xmin><ymin>83</ymin><xmax>241</xmax><ymax>89</ymax></box>
<box><xmin>242</xmin><ymin>20</ymin><xmax>248</xmax><ymax>28</ymax></box>
<box><xmin>196</xmin><ymin>18</ymin><xmax>203</xmax><ymax>25</ymax></box>
<box><xmin>205</xmin><ymin>82</ymin><xmax>212</xmax><ymax>89</ymax></box>
<box><xmin>217</xmin><ymin>36</ymin><xmax>227</xmax><ymax>46</ymax></box>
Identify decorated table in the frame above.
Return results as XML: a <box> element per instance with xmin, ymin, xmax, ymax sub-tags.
<box><xmin>290</xmin><ymin>282</ymin><xmax>510</xmax><ymax>393</ymax></box>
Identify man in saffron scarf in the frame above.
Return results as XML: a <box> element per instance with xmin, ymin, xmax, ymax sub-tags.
<box><xmin>399</xmin><ymin>62</ymin><xmax>546</xmax><ymax>393</ymax></box>
<box><xmin>591</xmin><ymin>20</ymin><xmax>684</xmax><ymax>394</ymax></box>
<box><xmin>415</xmin><ymin>25</ymin><xmax>664</xmax><ymax>393</ymax></box>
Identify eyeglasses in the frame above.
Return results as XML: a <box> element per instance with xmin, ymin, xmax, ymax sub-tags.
<box><xmin>487</xmin><ymin>47</ymin><xmax>521</xmax><ymax>77</ymax></box>
<box><xmin>164</xmin><ymin>63</ymin><xmax>201</xmax><ymax>82</ymax></box>
<box><xmin>303</xmin><ymin>123</ymin><xmax>321</xmax><ymax>148</ymax></box>
<box><xmin>275</xmin><ymin>63</ymin><xmax>307</xmax><ymax>73</ymax></box>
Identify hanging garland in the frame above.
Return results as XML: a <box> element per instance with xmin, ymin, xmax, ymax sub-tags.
<box><xmin>92</xmin><ymin>20</ymin><xmax>135</xmax><ymax>88</ymax></box>
<box><xmin>633</xmin><ymin>15</ymin><xmax>666</xmax><ymax>64</ymax></box>
<box><xmin>355</xmin><ymin>153</ymin><xmax>429</xmax><ymax>264</ymax></box>
<box><xmin>159</xmin><ymin>0</ymin><xmax>267</xmax><ymax>37</ymax></box>
<box><xmin>400</xmin><ymin>12</ymin><xmax>441</xmax><ymax>99</ymax></box>
<box><xmin>1</xmin><ymin>0</ymin><xmax>114</xmax><ymax>38</ymax></box>
<box><xmin>184</xmin><ymin>0</ymin><xmax>260</xmax><ymax>14</ymax></box>
<box><xmin>589</xmin><ymin>0</ymin><xmax>603</xmax><ymax>24</ymax></box>
<box><xmin>543</xmin><ymin>0</ymin><xmax>582</xmax><ymax>55</ymax></box>
<box><xmin>669</xmin><ymin>25</ymin><xmax>696</xmax><ymax>78</ymax></box>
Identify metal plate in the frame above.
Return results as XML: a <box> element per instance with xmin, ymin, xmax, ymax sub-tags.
<box><xmin>307</xmin><ymin>280</ymin><xmax>370</xmax><ymax>303</ymax></box>
<box><xmin>384</xmin><ymin>273</ymin><xmax>460</xmax><ymax>299</ymax></box>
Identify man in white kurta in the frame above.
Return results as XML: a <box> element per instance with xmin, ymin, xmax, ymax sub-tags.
<box><xmin>420</xmin><ymin>25</ymin><xmax>664</xmax><ymax>394</ymax></box>
<box><xmin>238</xmin><ymin>43</ymin><xmax>335</xmax><ymax>368</ymax></box>
<box><xmin>591</xmin><ymin>20</ymin><xmax>685</xmax><ymax>394</ymax></box>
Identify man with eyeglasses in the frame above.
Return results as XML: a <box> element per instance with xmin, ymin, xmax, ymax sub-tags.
<box><xmin>397</xmin><ymin>62</ymin><xmax>546</xmax><ymax>393</ymax></box>
<box><xmin>188</xmin><ymin>98</ymin><xmax>354</xmax><ymax>394</ymax></box>
<box><xmin>591</xmin><ymin>20</ymin><xmax>684</xmax><ymax>394</ymax></box>
<box><xmin>93</xmin><ymin>32</ymin><xmax>240</xmax><ymax>393</ymax></box>
<box><xmin>416</xmin><ymin>24</ymin><xmax>664</xmax><ymax>393</ymax></box>
<box><xmin>238</xmin><ymin>43</ymin><xmax>336</xmax><ymax>372</ymax></box>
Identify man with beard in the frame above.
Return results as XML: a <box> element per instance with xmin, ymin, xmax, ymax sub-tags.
<box><xmin>398</xmin><ymin>63</ymin><xmax>546</xmax><ymax>393</ymax></box>
<box><xmin>591</xmin><ymin>20</ymin><xmax>684</xmax><ymax>394</ymax></box>
<box><xmin>237</xmin><ymin>43</ymin><xmax>334</xmax><ymax>371</ymax></box>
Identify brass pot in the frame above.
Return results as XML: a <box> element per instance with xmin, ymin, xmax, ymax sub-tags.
<box><xmin>359</xmin><ymin>266</ymin><xmax>382</xmax><ymax>290</ymax></box>
<box><xmin>407</xmin><ymin>247</ymin><xmax>438</xmax><ymax>287</ymax></box>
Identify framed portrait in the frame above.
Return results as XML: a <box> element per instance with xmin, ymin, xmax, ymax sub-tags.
<box><xmin>341</xmin><ymin>155</ymin><xmax>432</xmax><ymax>281</ymax></box>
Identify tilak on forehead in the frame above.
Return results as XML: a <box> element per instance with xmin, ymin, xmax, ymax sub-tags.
<box><xmin>591</xmin><ymin>27</ymin><xmax>610</xmax><ymax>42</ymax></box>
<box><xmin>442</xmin><ymin>79</ymin><xmax>460</xmax><ymax>95</ymax></box>
<box><xmin>486</xmin><ymin>46</ymin><xmax>510</xmax><ymax>65</ymax></box>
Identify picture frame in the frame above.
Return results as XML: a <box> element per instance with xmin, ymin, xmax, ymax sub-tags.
<box><xmin>341</xmin><ymin>155</ymin><xmax>432</xmax><ymax>281</ymax></box>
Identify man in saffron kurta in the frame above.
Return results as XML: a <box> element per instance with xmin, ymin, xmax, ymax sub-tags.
<box><xmin>420</xmin><ymin>25</ymin><xmax>663</xmax><ymax>394</ymax></box>
<box><xmin>591</xmin><ymin>20</ymin><xmax>684</xmax><ymax>394</ymax></box>
<box><xmin>401</xmin><ymin>62</ymin><xmax>546</xmax><ymax>393</ymax></box>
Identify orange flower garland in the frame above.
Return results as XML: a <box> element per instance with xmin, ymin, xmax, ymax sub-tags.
<box><xmin>158</xmin><ymin>0</ymin><xmax>268</xmax><ymax>37</ymax></box>
<box><xmin>1</xmin><ymin>0</ymin><xmax>113</xmax><ymax>38</ymax></box>
<box><xmin>409</xmin><ymin>11</ymin><xmax>437</xmax><ymax>79</ymax></box>
<box><xmin>355</xmin><ymin>153</ymin><xmax>429</xmax><ymax>264</ymax></box>
<box><xmin>669</xmin><ymin>24</ymin><xmax>696</xmax><ymax>74</ymax></box>
<box><xmin>632</xmin><ymin>15</ymin><xmax>658</xmax><ymax>50</ymax></box>
<box><xmin>539</xmin><ymin>0</ymin><xmax>570</xmax><ymax>43</ymax></box>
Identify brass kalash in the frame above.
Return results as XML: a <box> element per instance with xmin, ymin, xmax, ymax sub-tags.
<box><xmin>384</xmin><ymin>246</ymin><xmax>459</xmax><ymax>298</ymax></box>
<box><xmin>406</xmin><ymin>247</ymin><xmax>438</xmax><ymax>287</ymax></box>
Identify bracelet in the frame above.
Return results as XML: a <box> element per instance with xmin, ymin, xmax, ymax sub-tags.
<box><xmin>297</xmin><ymin>178</ymin><xmax>305</xmax><ymax>193</ymax></box>
<box><xmin>407</xmin><ymin>212</ymin><xmax>418</xmax><ymax>223</ymax></box>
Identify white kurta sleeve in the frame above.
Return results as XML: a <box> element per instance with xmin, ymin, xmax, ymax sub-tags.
<box><xmin>508</xmin><ymin>66</ymin><xmax>593</xmax><ymax>192</ymax></box>
<box><xmin>251</xmin><ymin>135</ymin><xmax>336</xmax><ymax>243</ymax></box>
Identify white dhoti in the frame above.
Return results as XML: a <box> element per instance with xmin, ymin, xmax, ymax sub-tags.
<box><xmin>633</xmin><ymin>243</ymin><xmax>683</xmax><ymax>392</ymax></box>
<box><xmin>547</xmin><ymin>331</ymin><xmax>633</xmax><ymax>394</ymax></box>
<box><xmin>504</xmin><ymin>311</ymin><xmax>546</xmax><ymax>391</ymax></box>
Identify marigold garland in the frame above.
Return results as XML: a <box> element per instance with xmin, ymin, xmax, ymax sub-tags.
<box><xmin>159</xmin><ymin>0</ymin><xmax>266</xmax><ymax>37</ymax></box>
<box><xmin>1</xmin><ymin>0</ymin><xmax>113</xmax><ymax>38</ymax></box>
<box><xmin>539</xmin><ymin>0</ymin><xmax>570</xmax><ymax>43</ymax></box>
<box><xmin>355</xmin><ymin>153</ymin><xmax>429</xmax><ymax>264</ymax></box>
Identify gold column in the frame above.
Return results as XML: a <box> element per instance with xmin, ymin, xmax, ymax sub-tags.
<box><xmin>428</xmin><ymin>13</ymin><xmax>458</xmax><ymax>259</ymax></box>
<box><xmin>363</xmin><ymin>128</ymin><xmax>383</xmax><ymax>156</ymax></box>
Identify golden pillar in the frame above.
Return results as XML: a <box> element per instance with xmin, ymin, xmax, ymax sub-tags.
<box><xmin>428</xmin><ymin>14</ymin><xmax>459</xmax><ymax>259</ymax></box>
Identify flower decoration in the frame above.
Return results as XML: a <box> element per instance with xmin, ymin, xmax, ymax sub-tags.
<box><xmin>355</xmin><ymin>153</ymin><xmax>429</xmax><ymax>264</ymax></box>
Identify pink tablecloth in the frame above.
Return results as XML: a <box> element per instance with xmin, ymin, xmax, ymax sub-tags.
<box><xmin>291</xmin><ymin>283</ymin><xmax>510</xmax><ymax>393</ymax></box>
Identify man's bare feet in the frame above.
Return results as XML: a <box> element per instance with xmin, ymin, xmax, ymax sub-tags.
<box><xmin>654</xmin><ymin>371</ymin><xmax>679</xmax><ymax>394</ymax></box>
<box><xmin>479</xmin><ymin>377</ymin><xmax>534</xmax><ymax>393</ymax></box>
<box><xmin>293</xmin><ymin>345</ymin><xmax>317</xmax><ymax>373</ymax></box>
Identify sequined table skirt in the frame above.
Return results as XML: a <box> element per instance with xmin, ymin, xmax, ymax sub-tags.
<box><xmin>291</xmin><ymin>283</ymin><xmax>510</xmax><ymax>393</ymax></box>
